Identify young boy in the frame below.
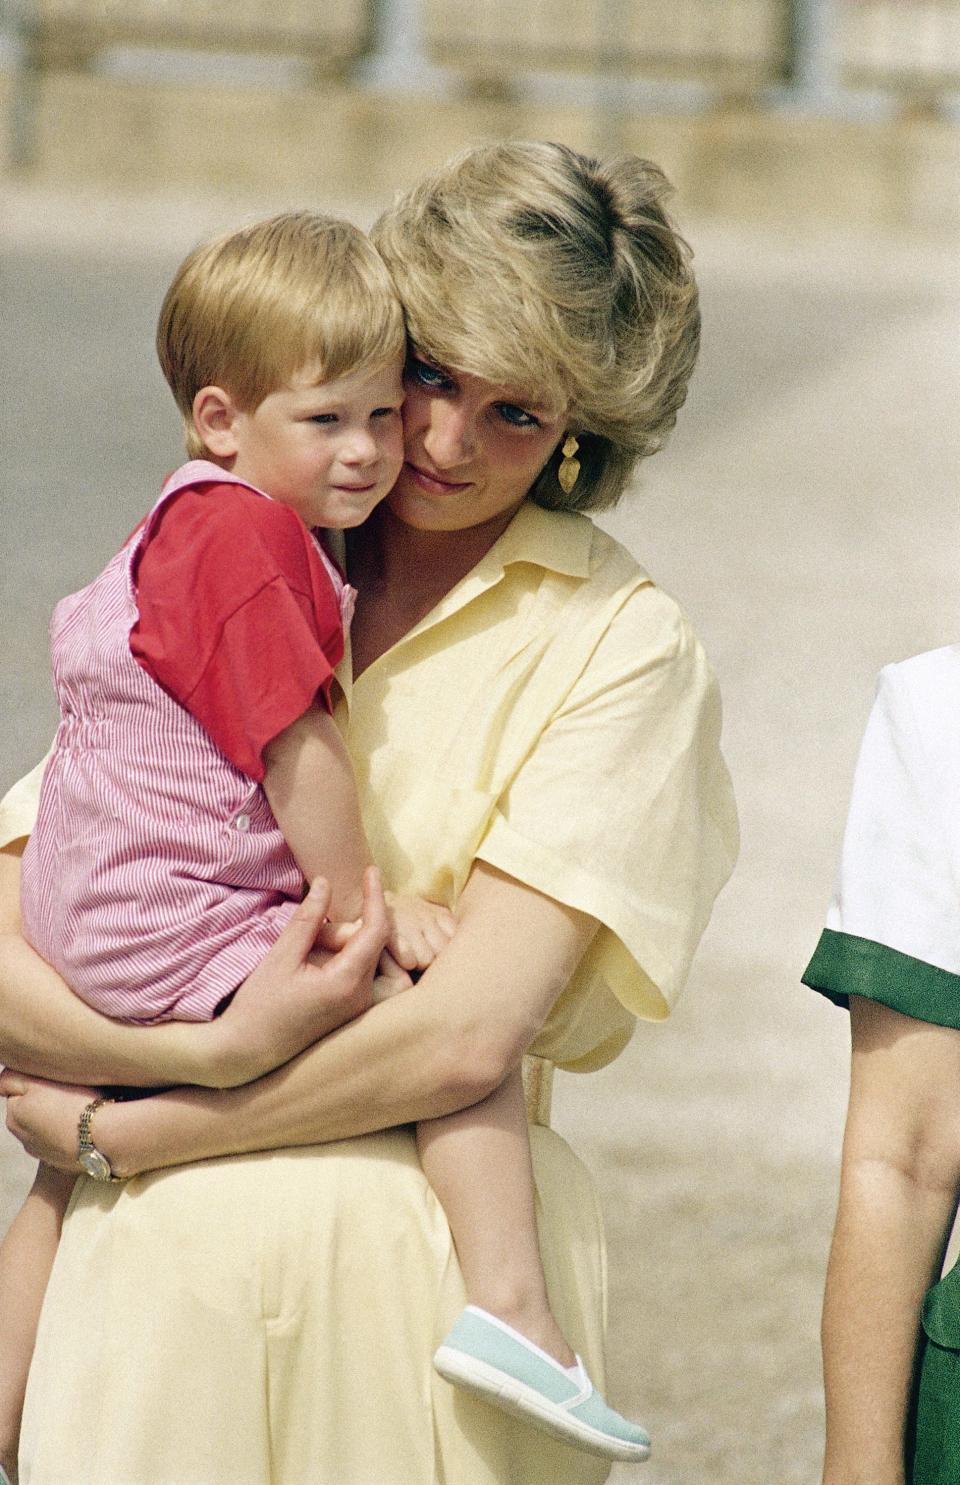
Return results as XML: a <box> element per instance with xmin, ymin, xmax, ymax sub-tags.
<box><xmin>0</xmin><ymin>211</ymin><xmax>649</xmax><ymax>1481</ymax></box>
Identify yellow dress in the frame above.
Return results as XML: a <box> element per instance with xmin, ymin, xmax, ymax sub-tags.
<box><xmin>3</xmin><ymin>502</ymin><xmax>738</xmax><ymax>1485</ymax></box>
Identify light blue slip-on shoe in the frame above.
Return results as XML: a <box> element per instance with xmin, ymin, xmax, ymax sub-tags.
<box><xmin>0</xmin><ymin>1464</ymin><xmax>13</xmax><ymax>1485</ymax></box>
<box><xmin>434</xmin><ymin>1305</ymin><xmax>651</xmax><ymax>1463</ymax></box>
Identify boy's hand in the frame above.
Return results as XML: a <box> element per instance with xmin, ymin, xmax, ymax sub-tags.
<box><xmin>209</xmin><ymin>867</ymin><xmax>389</xmax><ymax>1087</ymax></box>
<box><xmin>294</xmin><ymin>891</ymin><xmax>456</xmax><ymax>999</ymax></box>
<box><xmin>382</xmin><ymin>893</ymin><xmax>457</xmax><ymax>973</ymax></box>
<box><xmin>313</xmin><ymin>907</ymin><xmax>422</xmax><ymax>993</ymax></box>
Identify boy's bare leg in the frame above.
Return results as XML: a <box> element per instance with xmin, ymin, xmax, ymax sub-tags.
<box><xmin>0</xmin><ymin>1163</ymin><xmax>75</xmax><ymax>1481</ymax></box>
<box><xmin>416</xmin><ymin>1065</ymin><xmax>575</xmax><ymax>1366</ymax></box>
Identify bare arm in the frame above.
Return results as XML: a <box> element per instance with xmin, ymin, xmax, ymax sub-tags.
<box><xmin>262</xmin><ymin>703</ymin><xmax>371</xmax><ymax>922</ymax></box>
<box><xmin>0</xmin><ymin>843</ymin><xmax>241</xmax><ymax>1087</ymax></box>
<box><xmin>821</xmin><ymin>995</ymin><xmax>960</xmax><ymax>1485</ymax></box>
<box><xmin>263</xmin><ymin>705</ymin><xmax>454</xmax><ymax>970</ymax></box>
<box><xmin>4</xmin><ymin>863</ymin><xmax>597</xmax><ymax>1178</ymax></box>
<box><xmin>0</xmin><ymin>844</ymin><xmax>388</xmax><ymax>1088</ymax></box>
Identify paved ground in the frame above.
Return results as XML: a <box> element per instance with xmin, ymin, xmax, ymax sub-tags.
<box><xmin>1</xmin><ymin>182</ymin><xmax>958</xmax><ymax>1483</ymax></box>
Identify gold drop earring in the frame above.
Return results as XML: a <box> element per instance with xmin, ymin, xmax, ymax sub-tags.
<box><xmin>558</xmin><ymin>434</ymin><xmax>580</xmax><ymax>495</ymax></box>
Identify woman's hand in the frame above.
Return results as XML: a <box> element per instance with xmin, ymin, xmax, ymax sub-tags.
<box><xmin>209</xmin><ymin>867</ymin><xmax>390</xmax><ymax>1086</ymax></box>
<box><xmin>0</xmin><ymin>868</ymin><xmax>391</xmax><ymax>1176</ymax></box>
<box><xmin>0</xmin><ymin>1072</ymin><xmax>97</xmax><ymax>1172</ymax></box>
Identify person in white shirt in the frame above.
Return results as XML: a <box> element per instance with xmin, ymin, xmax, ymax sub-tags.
<box><xmin>803</xmin><ymin>645</ymin><xmax>960</xmax><ymax>1485</ymax></box>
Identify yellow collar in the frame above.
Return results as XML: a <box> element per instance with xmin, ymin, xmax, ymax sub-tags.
<box><xmin>327</xmin><ymin>501</ymin><xmax>594</xmax><ymax>584</ymax></box>
<box><xmin>480</xmin><ymin>501</ymin><xmax>594</xmax><ymax>581</ymax></box>
<box><xmin>332</xmin><ymin>503</ymin><xmax>597</xmax><ymax>707</ymax></box>
<box><xmin>395</xmin><ymin>503</ymin><xmax>595</xmax><ymax>641</ymax></box>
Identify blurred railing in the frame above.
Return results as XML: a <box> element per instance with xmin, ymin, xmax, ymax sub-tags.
<box><xmin>841</xmin><ymin>0</ymin><xmax>960</xmax><ymax>94</ymax></box>
<box><xmin>424</xmin><ymin>0</ymin><xmax>791</xmax><ymax>89</ymax></box>
<box><xmin>418</xmin><ymin>0</ymin><xmax>960</xmax><ymax>101</ymax></box>
<box><xmin>3</xmin><ymin>0</ymin><xmax>959</xmax><ymax>170</ymax></box>
<box><xmin>4</xmin><ymin>0</ymin><xmax>371</xmax><ymax>72</ymax></box>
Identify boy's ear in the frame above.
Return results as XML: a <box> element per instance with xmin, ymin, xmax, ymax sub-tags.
<box><xmin>193</xmin><ymin>385</ymin><xmax>242</xmax><ymax>458</ymax></box>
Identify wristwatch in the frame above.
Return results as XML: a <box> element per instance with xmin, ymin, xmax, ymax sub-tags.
<box><xmin>77</xmin><ymin>1096</ymin><xmax>123</xmax><ymax>1182</ymax></box>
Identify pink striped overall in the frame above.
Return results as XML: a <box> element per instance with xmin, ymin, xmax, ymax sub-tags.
<box><xmin>20</xmin><ymin>463</ymin><xmax>352</xmax><ymax>1024</ymax></box>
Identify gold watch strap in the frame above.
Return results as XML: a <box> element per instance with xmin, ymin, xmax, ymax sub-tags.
<box><xmin>78</xmin><ymin>1094</ymin><xmax>109</xmax><ymax>1144</ymax></box>
<box><xmin>78</xmin><ymin>1095</ymin><xmax>122</xmax><ymax>1181</ymax></box>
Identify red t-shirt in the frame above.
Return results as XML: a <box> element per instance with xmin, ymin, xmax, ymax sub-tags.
<box><xmin>129</xmin><ymin>484</ymin><xmax>344</xmax><ymax>782</ymax></box>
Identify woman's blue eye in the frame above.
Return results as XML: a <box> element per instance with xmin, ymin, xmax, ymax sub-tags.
<box><xmin>371</xmin><ymin>406</ymin><xmax>401</xmax><ymax>419</ymax></box>
<box><xmin>407</xmin><ymin>359</ymin><xmax>452</xmax><ymax>390</ymax></box>
<box><xmin>497</xmin><ymin>403</ymin><xmax>539</xmax><ymax>429</ymax></box>
<box><xmin>310</xmin><ymin>413</ymin><xmax>338</xmax><ymax>425</ymax></box>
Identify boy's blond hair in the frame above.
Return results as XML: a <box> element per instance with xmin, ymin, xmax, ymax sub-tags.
<box><xmin>157</xmin><ymin>211</ymin><xmax>406</xmax><ymax>459</ymax></box>
<box><xmin>373</xmin><ymin>141</ymin><xmax>699</xmax><ymax>513</ymax></box>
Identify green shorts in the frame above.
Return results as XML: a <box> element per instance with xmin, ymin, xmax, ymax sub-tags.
<box><xmin>912</xmin><ymin>1258</ymin><xmax>960</xmax><ymax>1484</ymax></box>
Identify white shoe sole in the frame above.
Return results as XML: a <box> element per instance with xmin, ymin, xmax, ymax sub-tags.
<box><xmin>434</xmin><ymin>1345</ymin><xmax>652</xmax><ymax>1463</ymax></box>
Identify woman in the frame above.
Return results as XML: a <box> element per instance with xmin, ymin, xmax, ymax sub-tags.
<box><xmin>0</xmin><ymin>140</ymin><xmax>738</xmax><ymax>1485</ymax></box>
<box><xmin>803</xmin><ymin>648</ymin><xmax>960</xmax><ymax>1485</ymax></box>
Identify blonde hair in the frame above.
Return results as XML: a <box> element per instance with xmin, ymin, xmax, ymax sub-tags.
<box><xmin>157</xmin><ymin>211</ymin><xmax>405</xmax><ymax>459</ymax></box>
<box><xmin>372</xmin><ymin>141</ymin><xmax>699</xmax><ymax>512</ymax></box>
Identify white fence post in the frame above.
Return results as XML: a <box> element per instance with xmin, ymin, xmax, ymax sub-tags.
<box><xmin>784</xmin><ymin>0</ymin><xmax>841</xmax><ymax>108</ymax></box>
<box><xmin>356</xmin><ymin>0</ymin><xmax>455</xmax><ymax>93</ymax></box>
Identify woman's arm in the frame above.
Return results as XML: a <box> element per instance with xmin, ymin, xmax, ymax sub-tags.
<box><xmin>0</xmin><ymin>843</ymin><xmax>221</xmax><ymax>1086</ymax></box>
<box><xmin>821</xmin><ymin>995</ymin><xmax>960</xmax><ymax>1485</ymax></box>
<box><xmin>3</xmin><ymin>863</ymin><xmax>597</xmax><ymax>1178</ymax></box>
<box><xmin>0</xmin><ymin>844</ymin><xmax>387</xmax><ymax>1088</ymax></box>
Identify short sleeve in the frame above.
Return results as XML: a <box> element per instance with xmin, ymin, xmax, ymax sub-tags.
<box><xmin>476</xmin><ymin>586</ymin><xmax>739</xmax><ymax>1022</ymax></box>
<box><xmin>130</xmin><ymin>486</ymin><xmax>344</xmax><ymax>782</ymax></box>
<box><xmin>802</xmin><ymin>655</ymin><xmax>960</xmax><ymax>1025</ymax></box>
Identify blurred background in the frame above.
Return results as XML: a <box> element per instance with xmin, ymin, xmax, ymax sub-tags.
<box><xmin>1</xmin><ymin>2</ymin><xmax>958</xmax><ymax>1480</ymax></box>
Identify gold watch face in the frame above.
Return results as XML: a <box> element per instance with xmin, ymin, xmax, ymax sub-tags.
<box><xmin>78</xmin><ymin>1147</ymin><xmax>113</xmax><ymax>1181</ymax></box>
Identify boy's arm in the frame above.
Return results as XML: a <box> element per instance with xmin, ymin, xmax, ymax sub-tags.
<box><xmin>261</xmin><ymin>702</ymin><xmax>372</xmax><ymax>922</ymax></box>
<box><xmin>262</xmin><ymin>704</ymin><xmax>456</xmax><ymax>970</ymax></box>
